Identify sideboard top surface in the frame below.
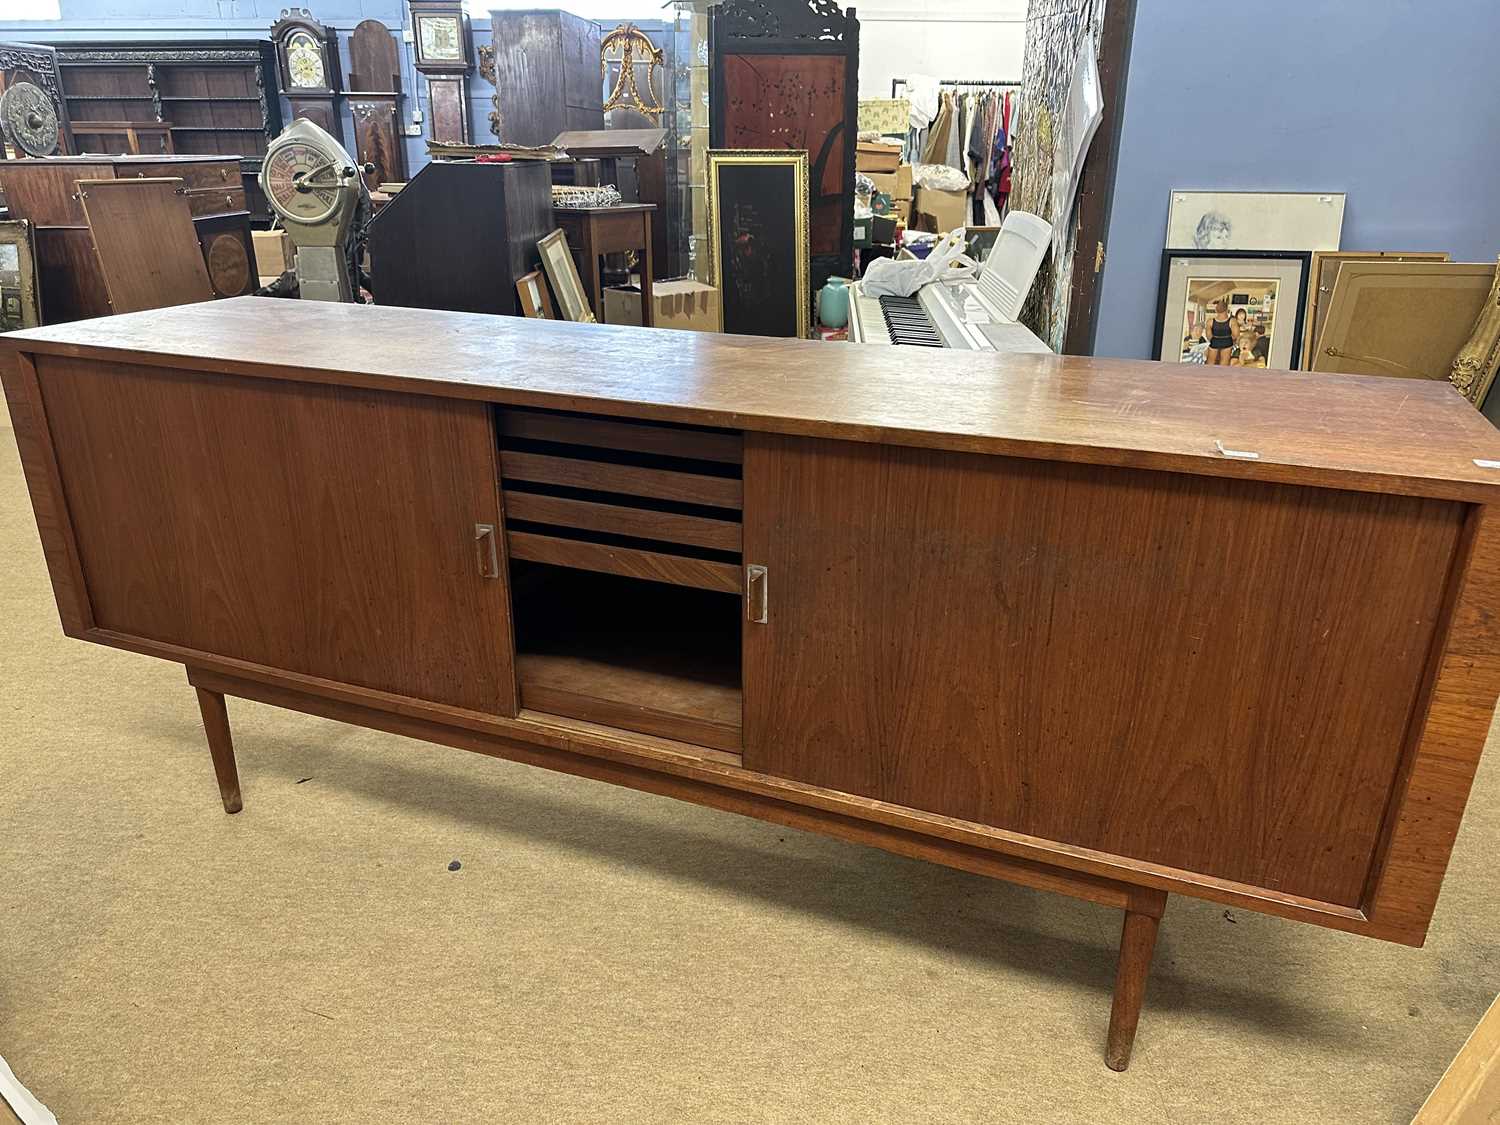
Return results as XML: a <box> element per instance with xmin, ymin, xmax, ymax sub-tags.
<box><xmin>7</xmin><ymin>296</ymin><xmax>1500</xmax><ymax>501</ymax></box>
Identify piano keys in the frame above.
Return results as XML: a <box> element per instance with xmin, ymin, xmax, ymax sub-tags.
<box><xmin>847</xmin><ymin>262</ymin><xmax>1052</xmax><ymax>353</ymax></box>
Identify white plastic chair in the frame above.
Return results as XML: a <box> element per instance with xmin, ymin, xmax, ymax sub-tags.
<box><xmin>976</xmin><ymin>210</ymin><xmax>1052</xmax><ymax>323</ymax></box>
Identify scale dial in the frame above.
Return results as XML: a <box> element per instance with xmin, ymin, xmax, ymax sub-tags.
<box><xmin>264</xmin><ymin>140</ymin><xmax>343</xmax><ymax>224</ymax></box>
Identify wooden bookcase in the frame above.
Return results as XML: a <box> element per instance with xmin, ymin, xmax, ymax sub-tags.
<box><xmin>53</xmin><ymin>42</ymin><xmax>283</xmax><ymax>223</ymax></box>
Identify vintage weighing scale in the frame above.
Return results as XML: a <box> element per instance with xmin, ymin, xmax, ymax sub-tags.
<box><xmin>258</xmin><ymin>118</ymin><xmax>367</xmax><ymax>301</ymax></box>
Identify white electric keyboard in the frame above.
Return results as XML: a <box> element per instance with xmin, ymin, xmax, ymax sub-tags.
<box><xmin>847</xmin><ymin>264</ymin><xmax>1052</xmax><ymax>353</ymax></box>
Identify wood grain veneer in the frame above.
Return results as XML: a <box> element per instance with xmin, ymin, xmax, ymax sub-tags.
<box><xmin>507</xmin><ymin>530</ymin><xmax>741</xmax><ymax>593</ymax></box>
<box><xmin>503</xmin><ymin>491</ymin><xmax>743</xmax><ymax>552</ymax></box>
<box><xmin>33</xmin><ymin>356</ymin><xmax>518</xmax><ymax>715</ymax></box>
<box><xmin>6</xmin><ymin>297</ymin><xmax>1500</xmax><ymax>501</ymax></box>
<box><xmin>742</xmin><ymin>434</ymin><xmax>1465</xmax><ymax>907</ymax></box>
<box><xmin>499</xmin><ymin>450</ymin><xmax>743</xmax><ymax>509</ymax></box>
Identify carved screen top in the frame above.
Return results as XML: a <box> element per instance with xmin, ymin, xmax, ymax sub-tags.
<box><xmin>722</xmin><ymin>53</ymin><xmax>845</xmax><ymax>256</ymax></box>
<box><xmin>716</xmin><ymin>0</ymin><xmax>852</xmax><ymax>42</ymax></box>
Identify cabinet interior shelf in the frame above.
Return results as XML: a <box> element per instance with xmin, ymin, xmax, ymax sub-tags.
<box><xmin>499</xmin><ymin>406</ymin><xmax>745</xmax><ymax>753</ymax></box>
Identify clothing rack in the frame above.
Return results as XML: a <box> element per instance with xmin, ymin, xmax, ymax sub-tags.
<box><xmin>890</xmin><ymin>77</ymin><xmax>1021</xmax><ymax>97</ymax></box>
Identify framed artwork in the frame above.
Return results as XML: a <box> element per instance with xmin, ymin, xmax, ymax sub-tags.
<box><xmin>1311</xmin><ymin>260</ymin><xmax>1497</xmax><ymax>380</ymax></box>
<box><xmin>1300</xmin><ymin>250</ymin><xmax>1451</xmax><ymax>370</ymax></box>
<box><xmin>516</xmin><ymin>269</ymin><xmax>555</xmax><ymax>319</ymax></box>
<box><xmin>1166</xmin><ymin>191</ymin><xmax>1346</xmax><ymax>252</ymax></box>
<box><xmin>706</xmin><ymin>149</ymin><xmax>810</xmax><ymax>339</ymax></box>
<box><xmin>1154</xmin><ymin>250</ymin><xmax>1311</xmax><ymax>370</ymax></box>
<box><xmin>0</xmin><ymin>219</ymin><xmax>42</xmax><ymax>331</ymax></box>
<box><xmin>537</xmin><ymin>230</ymin><xmax>595</xmax><ymax>324</ymax></box>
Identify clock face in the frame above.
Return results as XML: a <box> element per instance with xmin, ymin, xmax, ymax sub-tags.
<box><xmin>264</xmin><ymin>140</ymin><xmax>341</xmax><ymax>224</ymax></box>
<box><xmin>418</xmin><ymin>15</ymin><xmax>463</xmax><ymax>62</ymax></box>
<box><xmin>286</xmin><ymin>32</ymin><xmax>326</xmax><ymax>88</ymax></box>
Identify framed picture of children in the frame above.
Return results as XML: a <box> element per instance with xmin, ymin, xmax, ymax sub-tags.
<box><xmin>1154</xmin><ymin>251</ymin><xmax>1312</xmax><ymax>370</ymax></box>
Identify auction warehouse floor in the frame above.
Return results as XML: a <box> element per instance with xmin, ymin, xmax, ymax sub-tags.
<box><xmin>1</xmin><ymin>402</ymin><xmax>1497</xmax><ymax>1125</ymax></box>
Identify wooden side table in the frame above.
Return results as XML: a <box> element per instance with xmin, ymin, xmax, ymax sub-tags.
<box><xmin>553</xmin><ymin>203</ymin><xmax>655</xmax><ymax>327</ymax></box>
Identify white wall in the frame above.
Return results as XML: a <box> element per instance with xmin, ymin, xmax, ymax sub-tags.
<box><xmin>472</xmin><ymin>0</ymin><xmax>1030</xmax><ymax>104</ymax></box>
<box><xmin>857</xmin><ymin>0</ymin><xmax>1026</xmax><ymax>102</ymax></box>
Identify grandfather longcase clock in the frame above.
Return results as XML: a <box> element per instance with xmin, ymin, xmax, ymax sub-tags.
<box><xmin>271</xmin><ymin>8</ymin><xmax>343</xmax><ymax>143</ymax></box>
<box><xmin>409</xmin><ymin>1</ymin><xmax>471</xmax><ymax>144</ymax></box>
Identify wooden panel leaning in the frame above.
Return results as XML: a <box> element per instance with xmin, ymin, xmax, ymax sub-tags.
<box><xmin>77</xmin><ymin>178</ymin><xmax>213</xmax><ymax>314</ymax></box>
<box><xmin>5</xmin><ymin>296</ymin><xmax>1500</xmax><ymax>1072</ymax></box>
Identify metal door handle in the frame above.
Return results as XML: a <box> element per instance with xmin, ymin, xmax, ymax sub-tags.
<box><xmin>745</xmin><ymin>564</ymin><xmax>768</xmax><ymax>624</ymax></box>
<box><xmin>474</xmin><ymin>523</ymin><xmax>499</xmax><ymax>579</ymax></box>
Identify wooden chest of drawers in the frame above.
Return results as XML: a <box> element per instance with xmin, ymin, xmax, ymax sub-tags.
<box><xmin>0</xmin><ymin>155</ymin><xmax>255</xmax><ymax>321</ymax></box>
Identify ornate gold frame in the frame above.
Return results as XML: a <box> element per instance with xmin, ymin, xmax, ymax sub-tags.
<box><xmin>705</xmin><ymin>149</ymin><xmax>810</xmax><ymax>338</ymax></box>
<box><xmin>0</xmin><ymin>218</ymin><xmax>41</xmax><ymax>331</ymax></box>
<box><xmin>1451</xmin><ymin>258</ymin><xmax>1500</xmax><ymax>407</ymax></box>
<box><xmin>600</xmin><ymin>24</ymin><xmax>663</xmax><ymax>120</ymax></box>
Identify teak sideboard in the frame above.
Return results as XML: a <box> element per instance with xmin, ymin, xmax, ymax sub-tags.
<box><xmin>6</xmin><ymin>297</ymin><xmax>1500</xmax><ymax>1070</ymax></box>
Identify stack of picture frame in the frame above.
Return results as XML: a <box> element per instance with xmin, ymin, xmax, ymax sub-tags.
<box><xmin>1152</xmin><ymin>189</ymin><xmax>1500</xmax><ymax>411</ymax></box>
<box><xmin>1153</xmin><ymin>190</ymin><xmax>1345</xmax><ymax>370</ymax></box>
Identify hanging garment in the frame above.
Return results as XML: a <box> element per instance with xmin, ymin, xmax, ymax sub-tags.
<box><xmin>944</xmin><ymin>92</ymin><xmax>964</xmax><ymax>171</ymax></box>
<box><xmin>921</xmin><ymin>92</ymin><xmax>953</xmax><ymax>165</ymax></box>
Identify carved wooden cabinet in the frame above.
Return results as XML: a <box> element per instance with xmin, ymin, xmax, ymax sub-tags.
<box><xmin>488</xmin><ymin>9</ymin><xmax>602</xmax><ymax>146</ymax></box>
<box><xmin>51</xmin><ymin>41</ymin><xmax>283</xmax><ymax>222</ymax></box>
<box><xmin>6</xmin><ymin>298</ymin><xmax>1500</xmax><ymax>1071</ymax></box>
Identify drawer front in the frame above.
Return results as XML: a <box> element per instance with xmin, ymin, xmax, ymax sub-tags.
<box><xmin>124</xmin><ymin>161</ymin><xmax>238</xmax><ymax>192</ymax></box>
<box><xmin>123</xmin><ymin>162</ymin><xmax>237</xmax><ymax>190</ymax></box>
<box><xmin>185</xmin><ymin>187</ymin><xmax>248</xmax><ymax>217</ymax></box>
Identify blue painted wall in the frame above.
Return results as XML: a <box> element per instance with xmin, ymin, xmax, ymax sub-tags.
<box><xmin>1092</xmin><ymin>0</ymin><xmax>1500</xmax><ymax>359</ymax></box>
<box><xmin>0</xmin><ymin>0</ymin><xmax>497</xmax><ymax>177</ymax></box>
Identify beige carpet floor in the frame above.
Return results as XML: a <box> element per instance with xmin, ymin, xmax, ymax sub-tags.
<box><xmin>1</xmin><ymin>404</ymin><xmax>1498</xmax><ymax>1125</ymax></box>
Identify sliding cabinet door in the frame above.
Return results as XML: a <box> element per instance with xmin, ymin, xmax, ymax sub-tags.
<box><xmin>741</xmin><ymin>433</ymin><xmax>1463</xmax><ymax>908</ymax></box>
<box><xmin>37</xmin><ymin>357</ymin><xmax>517</xmax><ymax>716</ymax></box>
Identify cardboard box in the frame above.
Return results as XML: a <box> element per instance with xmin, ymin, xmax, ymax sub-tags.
<box><xmin>603</xmin><ymin>278</ymin><xmax>722</xmax><ymax>332</ymax></box>
<box><xmin>913</xmin><ymin>185</ymin><xmax>969</xmax><ymax>234</ymax></box>
<box><xmin>855</xmin><ymin>141</ymin><xmax>901</xmax><ymax>173</ymax></box>
<box><xmin>865</xmin><ymin>164</ymin><xmax>912</xmax><ymax>200</ymax></box>
<box><xmin>252</xmin><ymin>230</ymin><xmax>293</xmax><ymax>279</ymax></box>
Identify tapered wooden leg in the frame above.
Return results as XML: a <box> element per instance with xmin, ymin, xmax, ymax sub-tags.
<box><xmin>193</xmin><ymin>684</ymin><xmax>243</xmax><ymax>814</ymax></box>
<box><xmin>1106</xmin><ymin>890</ymin><xmax>1166</xmax><ymax>1071</ymax></box>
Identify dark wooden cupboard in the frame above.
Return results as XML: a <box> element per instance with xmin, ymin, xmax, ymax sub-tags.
<box><xmin>488</xmin><ymin>10</ymin><xmax>603</xmax><ymax>146</ymax></box>
<box><xmin>7</xmin><ymin>297</ymin><xmax>1500</xmax><ymax>1071</ymax></box>
<box><xmin>50</xmin><ymin>42</ymin><xmax>283</xmax><ymax>222</ymax></box>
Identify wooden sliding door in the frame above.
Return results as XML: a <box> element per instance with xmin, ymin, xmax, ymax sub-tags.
<box><xmin>741</xmin><ymin>433</ymin><xmax>1465</xmax><ymax>909</ymax></box>
<box><xmin>36</xmin><ymin>357</ymin><xmax>517</xmax><ymax>716</ymax></box>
